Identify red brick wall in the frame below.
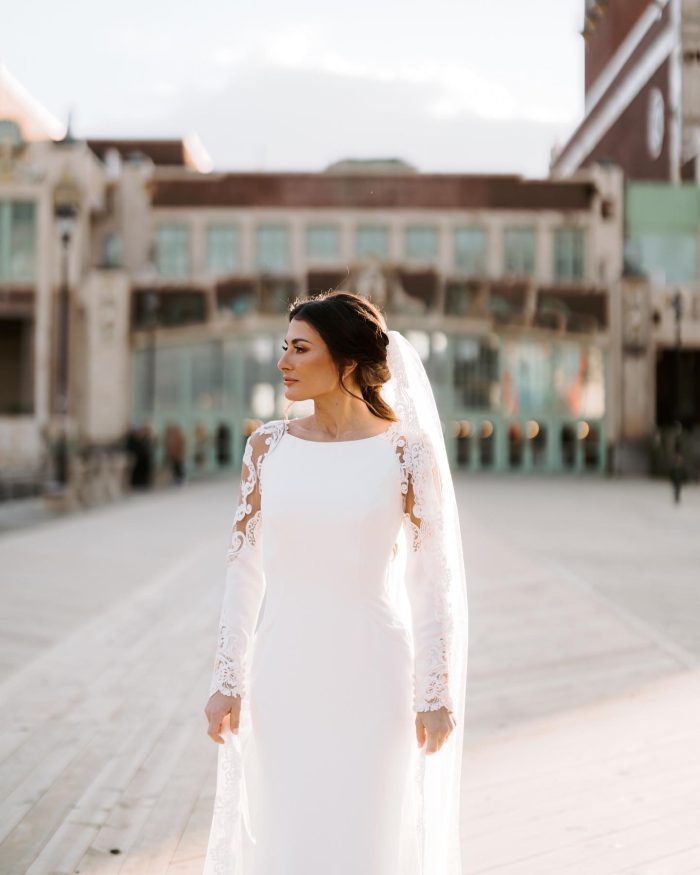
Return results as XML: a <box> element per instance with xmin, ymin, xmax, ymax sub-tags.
<box><xmin>580</xmin><ymin>58</ymin><xmax>671</xmax><ymax>180</ymax></box>
<box><xmin>585</xmin><ymin>0</ymin><xmax>654</xmax><ymax>91</ymax></box>
<box><xmin>553</xmin><ymin>1</ymin><xmax>673</xmax><ymax>180</ymax></box>
<box><xmin>152</xmin><ymin>174</ymin><xmax>597</xmax><ymax>211</ymax></box>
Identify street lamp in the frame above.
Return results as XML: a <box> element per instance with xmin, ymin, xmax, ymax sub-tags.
<box><xmin>52</xmin><ymin>173</ymin><xmax>80</xmax><ymax>487</ymax></box>
<box><xmin>671</xmin><ymin>289</ymin><xmax>684</xmax><ymax>453</ymax></box>
<box><xmin>144</xmin><ymin>290</ymin><xmax>160</xmax><ymax>416</ymax></box>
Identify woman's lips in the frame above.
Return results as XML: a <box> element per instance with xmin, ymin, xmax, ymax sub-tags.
<box><xmin>283</xmin><ymin>378</ymin><xmax>297</xmax><ymax>384</ymax></box>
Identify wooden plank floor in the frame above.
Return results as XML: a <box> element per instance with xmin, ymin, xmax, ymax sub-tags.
<box><xmin>0</xmin><ymin>476</ymin><xmax>698</xmax><ymax>874</ymax></box>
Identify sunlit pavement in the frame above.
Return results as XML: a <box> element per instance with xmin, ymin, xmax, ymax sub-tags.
<box><xmin>459</xmin><ymin>475</ymin><xmax>700</xmax><ymax>874</ymax></box>
<box><xmin>0</xmin><ymin>475</ymin><xmax>698</xmax><ymax>873</ymax></box>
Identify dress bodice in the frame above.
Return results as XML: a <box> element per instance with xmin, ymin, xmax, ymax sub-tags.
<box><xmin>260</xmin><ymin>424</ymin><xmax>404</xmax><ymax>611</ymax></box>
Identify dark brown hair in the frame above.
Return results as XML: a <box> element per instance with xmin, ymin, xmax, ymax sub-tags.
<box><xmin>287</xmin><ymin>290</ymin><xmax>398</xmax><ymax>423</ymax></box>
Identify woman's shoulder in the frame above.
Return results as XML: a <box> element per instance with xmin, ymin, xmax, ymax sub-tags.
<box><xmin>253</xmin><ymin>417</ymin><xmax>286</xmax><ymax>433</ymax></box>
<box><xmin>246</xmin><ymin>419</ymin><xmax>287</xmax><ymax>454</ymax></box>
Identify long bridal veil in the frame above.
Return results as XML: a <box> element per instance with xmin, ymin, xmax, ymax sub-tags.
<box><xmin>382</xmin><ymin>328</ymin><xmax>469</xmax><ymax>875</ymax></box>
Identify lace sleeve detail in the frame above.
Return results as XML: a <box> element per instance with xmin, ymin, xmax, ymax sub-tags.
<box><xmin>209</xmin><ymin>420</ymin><xmax>284</xmax><ymax>699</ymax></box>
<box><xmin>396</xmin><ymin>429</ymin><xmax>456</xmax><ymax>714</ymax></box>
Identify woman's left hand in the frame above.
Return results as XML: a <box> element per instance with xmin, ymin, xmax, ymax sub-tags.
<box><xmin>415</xmin><ymin>707</ymin><xmax>456</xmax><ymax>754</ymax></box>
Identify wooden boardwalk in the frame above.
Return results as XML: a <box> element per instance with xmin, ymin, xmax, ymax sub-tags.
<box><xmin>0</xmin><ymin>477</ymin><xmax>699</xmax><ymax>874</ymax></box>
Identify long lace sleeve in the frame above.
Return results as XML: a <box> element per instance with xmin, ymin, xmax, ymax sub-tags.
<box><xmin>398</xmin><ymin>430</ymin><xmax>456</xmax><ymax>714</ymax></box>
<box><xmin>208</xmin><ymin>426</ymin><xmax>269</xmax><ymax>699</ymax></box>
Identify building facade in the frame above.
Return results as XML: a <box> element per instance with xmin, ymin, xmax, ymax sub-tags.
<box><xmin>550</xmin><ymin>2</ymin><xmax>700</xmax><ymax>474</ymax></box>
<box><xmin>551</xmin><ymin>0</ymin><xmax>700</xmax><ymax>183</ymax></box>
<box><xmin>0</xmin><ymin>69</ymin><xmax>626</xmax><ymax>493</ymax></box>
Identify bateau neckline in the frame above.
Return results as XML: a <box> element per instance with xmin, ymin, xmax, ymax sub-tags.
<box><xmin>283</xmin><ymin>420</ymin><xmax>394</xmax><ymax>445</ymax></box>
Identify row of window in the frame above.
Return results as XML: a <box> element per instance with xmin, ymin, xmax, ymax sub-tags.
<box><xmin>155</xmin><ymin>223</ymin><xmax>587</xmax><ymax>282</ymax></box>
<box><xmin>0</xmin><ymin>198</ymin><xmax>586</xmax><ymax>286</ymax></box>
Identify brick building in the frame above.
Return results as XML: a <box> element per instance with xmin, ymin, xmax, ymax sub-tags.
<box><xmin>549</xmin><ymin>2</ymin><xmax>700</xmax><ymax>474</ymax></box>
<box><xmin>551</xmin><ymin>0</ymin><xmax>700</xmax><ymax>182</ymax></box>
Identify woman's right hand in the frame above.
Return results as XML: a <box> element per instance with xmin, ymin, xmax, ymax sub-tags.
<box><xmin>205</xmin><ymin>691</ymin><xmax>242</xmax><ymax>744</ymax></box>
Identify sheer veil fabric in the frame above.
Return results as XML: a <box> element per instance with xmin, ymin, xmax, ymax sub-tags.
<box><xmin>381</xmin><ymin>329</ymin><xmax>469</xmax><ymax>874</ymax></box>
<box><xmin>202</xmin><ymin>328</ymin><xmax>468</xmax><ymax>875</ymax></box>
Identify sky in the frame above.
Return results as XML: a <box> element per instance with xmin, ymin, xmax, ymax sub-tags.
<box><xmin>2</xmin><ymin>0</ymin><xmax>585</xmax><ymax>178</ymax></box>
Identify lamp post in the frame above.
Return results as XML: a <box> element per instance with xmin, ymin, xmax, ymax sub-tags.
<box><xmin>52</xmin><ymin>174</ymin><xmax>80</xmax><ymax>487</ymax></box>
<box><xmin>671</xmin><ymin>289</ymin><xmax>684</xmax><ymax>454</ymax></box>
<box><xmin>144</xmin><ymin>290</ymin><xmax>159</xmax><ymax>416</ymax></box>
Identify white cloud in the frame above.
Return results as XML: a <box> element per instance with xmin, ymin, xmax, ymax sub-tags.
<box><xmin>205</xmin><ymin>28</ymin><xmax>574</xmax><ymax>127</ymax></box>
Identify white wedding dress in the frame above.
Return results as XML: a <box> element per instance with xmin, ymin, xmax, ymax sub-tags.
<box><xmin>203</xmin><ymin>416</ymin><xmax>466</xmax><ymax>875</ymax></box>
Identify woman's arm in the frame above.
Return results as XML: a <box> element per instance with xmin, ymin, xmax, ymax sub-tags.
<box><xmin>399</xmin><ymin>430</ymin><xmax>456</xmax><ymax>752</ymax></box>
<box><xmin>205</xmin><ymin>427</ymin><xmax>269</xmax><ymax>742</ymax></box>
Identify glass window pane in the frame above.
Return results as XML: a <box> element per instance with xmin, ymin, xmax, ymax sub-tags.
<box><xmin>256</xmin><ymin>224</ymin><xmax>290</xmax><ymax>272</ymax></box>
<box><xmin>454</xmin><ymin>227</ymin><xmax>487</xmax><ymax>274</ymax></box>
<box><xmin>191</xmin><ymin>342</ymin><xmax>224</xmax><ymax>409</ymax></box>
<box><xmin>624</xmin><ymin>232</ymin><xmax>696</xmax><ymax>284</ymax></box>
<box><xmin>503</xmin><ymin>228</ymin><xmax>536</xmax><ymax>276</ymax></box>
<box><xmin>307</xmin><ymin>225</ymin><xmax>340</xmax><ymax>261</ymax></box>
<box><xmin>207</xmin><ymin>226</ymin><xmax>240</xmax><ymax>274</ymax></box>
<box><xmin>10</xmin><ymin>201</ymin><xmax>36</xmax><ymax>281</ymax></box>
<box><xmin>155</xmin><ymin>224</ymin><xmax>189</xmax><ymax>278</ymax></box>
<box><xmin>356</xmin><ymin>225</ymin><xmax>389</xmax><ymax>258</ymax></box>
<box><xmin>154</xmin><ymin>346</ymin><xmax>182</xmax><ymax>408</ymax></box>
<box><xmin>454</xmin><ymin>336</ymin><xmax>499</xmax><ymax>409</ymax></box>
<box><xmin>553</xmin><ymin>228</ymin><xmax>586</xmax><ymax>281</ymax></box>
<box><xmin>405</xmin><ymin>226</ymin><xmax>438</xmax><ymax>261</ymax></box>
<box><xmin>103</xmin><ymin>231</ymin><xmax>123</xmax><ymax>268</ymax></box>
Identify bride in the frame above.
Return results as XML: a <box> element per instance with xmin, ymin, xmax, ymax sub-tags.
<box><xmin>203</xmin><ymin>290</ymin><xmax>468</xmax><ymax>875</ymax></box>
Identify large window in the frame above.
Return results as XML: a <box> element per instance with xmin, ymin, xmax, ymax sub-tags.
<box><xmin>0</xmin><ymin>200</ymin><xmax>36</xmax><ymax>282</ymax></box>
<box><xmin>503</xmin><ymin>227</ymin><xmax>536</xmax><ymax>276</ymax></box>
<box><xmin>553</xmin><ymin>227</ymin><xmax>586</xmax><ymax>281</ymax></box>
<box><xmin>207</xmin><ymin>225</ymin><xmax>240</xmax><ymax>275</ymax></box>
<box><xmin>405</xmin><ymin>225</ymin><xmax>438</xmax><ymax>261</ymax></box>
<box><xmin>356</xmin><ymin>225</ymin><xmax>389</xmax><ymax>259</ymax></box>
<box><xmin>256</xmin><ymin>224</ymin><xmax>290</xmax><ymax>273</ymax></box>
<box><xmin>453</xmin><ymin>336</ymin><xmax>498</xmax><ymax>409</ymax></box>
<box><xmin>454</xmin><ymin>227</ymin><xmax>487</xmax><ymax>275</ymax></box>
<box><xmin>155</xmin><ymin>224</ymin><xmax>189</xmax><ymax>278</ymax></box>
<box><xmin>625</xmin><ymin>233</ymin><xmax>697</xmax><ymax>284</ymax></box>
<box><xmin>306</xmin><ymin>225</ymin><xmax>340</xmax><ymax>262</ymax></box>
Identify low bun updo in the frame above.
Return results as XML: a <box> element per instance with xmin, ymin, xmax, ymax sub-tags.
<box><xmin>287</xmin><ymin>290</ymin><xmax>398</xmax><ymax>423</ymax></box>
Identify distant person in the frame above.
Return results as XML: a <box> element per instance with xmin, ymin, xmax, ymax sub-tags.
<box><xmin>194</xmin><ymin>422</ymin><xmax>209</xmax><ymax>470</ymax></box>
<box><xmin>669</xmin><ymin>452</ymin><xmax>687</xmax><ymax>505</ymax></box>
<box><xmin>164</xmin><ymin>423</ymin><xmax>186</xmax><ymax>486</ymax></box>
<box><xmin>124</xmin><ymin>419</ymin><xmax>154</xmax><ymax>489</ymax></box>
<box><xmin>215</xmin><ymin>422</ymin><xmax>232</xmax><ymax>466</ymax></box>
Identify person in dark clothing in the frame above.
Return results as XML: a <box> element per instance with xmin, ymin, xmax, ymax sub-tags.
<box><xmin>669</xmin><ymin>452</ymin><xmax>687</xmax><ymax>505</ymax></box>
<box><xmin>215</xmin><ymin>422</ymin><xmax>232</xmax><ymax>466</ymax></box>
<box><xmin>124</xmin><ymin>420</ymin><xmax>155</xmax><ymax>489</ymax></box>
<box><xmin>164</xmin><ymin>422</ymin><xmax>187</xmax><ymax>486</ymax></box>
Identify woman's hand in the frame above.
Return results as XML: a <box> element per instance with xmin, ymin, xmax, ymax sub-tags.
<box><xmin>415</xmin><ymin>706</ymin><xmax>456</xmax><ymax>754</ymax></box>
<box><xmin>205</xmin><ymin>691</ymin><xmax>242</xmax><ymax>744</ymax></box>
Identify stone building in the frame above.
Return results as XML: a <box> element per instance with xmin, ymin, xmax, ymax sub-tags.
<box><xmin>0</xmin><ymin>66</ymin><xmax>627</xmax><ymax>496</ymax></box>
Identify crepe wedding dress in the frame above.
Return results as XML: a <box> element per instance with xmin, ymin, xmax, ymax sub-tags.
<box><xmin>203</xmin><ymin>330</ymin><xmax>469</xmax><ymax>875</ymax></box>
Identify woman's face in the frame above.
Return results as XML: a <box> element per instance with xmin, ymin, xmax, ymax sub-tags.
<box><xmin>277</xmin><ymin>317</ymin><xmax>351</xmax><ymax>400</ymax></box>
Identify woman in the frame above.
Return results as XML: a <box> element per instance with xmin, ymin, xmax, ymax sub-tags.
<box><xmin>203</xmin><ymin>291</ymin><xmax>468</xmax><ymax>875</ymax></box>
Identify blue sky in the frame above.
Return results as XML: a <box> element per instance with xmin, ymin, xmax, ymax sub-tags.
<box><xmin>2</xmin><ymin>0</ymin><xmax>585</xmax><ymax>177</ymax></box>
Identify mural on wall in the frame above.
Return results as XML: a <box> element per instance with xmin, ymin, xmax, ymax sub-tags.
<box><xmin>501</xmin><ymin>340</ymin><xmax>605</xmax><ymax>419</ymax></box>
